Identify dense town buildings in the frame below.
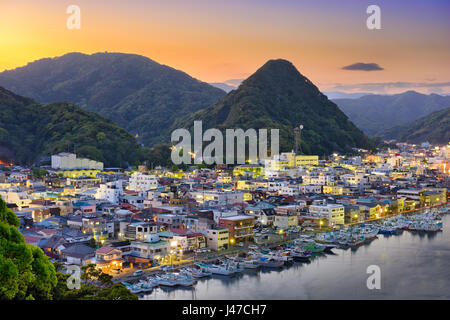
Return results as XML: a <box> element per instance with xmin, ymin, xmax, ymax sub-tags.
<box><xmin>0</xmin><ymin>143</ymin><xmax>448</xmax><ymax>273</ymax></box>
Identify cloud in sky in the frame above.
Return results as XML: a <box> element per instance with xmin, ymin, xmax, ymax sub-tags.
<box><xmin>342</xmin><ymin>62</ymin><xmax>384</xmax><ymax>71</ymax></box>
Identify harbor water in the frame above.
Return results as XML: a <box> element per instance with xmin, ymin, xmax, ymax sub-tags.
<box><xmin>141</xmin><ymin>213</ymin><xmax>450</xmax><ymax>300</ymax></box>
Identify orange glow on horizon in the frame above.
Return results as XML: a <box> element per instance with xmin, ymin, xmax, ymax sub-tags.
<box><xmin>0</xmin><ymin>1</ymin><xmax>449</xmax><ymax>94</ymax></box>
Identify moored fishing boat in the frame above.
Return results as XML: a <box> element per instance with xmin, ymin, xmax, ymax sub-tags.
<box><xmin>378</xmin><ymin>227</ymin><xmax>397</xmax><ymax>235</ymax></box>
<box><xmin>224</xmin><ymin>260</ymin><xmax>245</xmax><ymax>272</ymax></box>
<box><xmin>259</xmin><ymin>257</ymin><xmax>284</xmax><ymax>268</ymax></box>
<box><xmin>155</xmin><ymin>274</ymin><xmax>178</xmax><ymax>287</ymax></box>
<box><xmin>242</xmin><ymin>259</ymin><xmax>261</xmax><ymax>269</ymax></box>
<box><xmin>288</xmin><ymin>249</ymin><xmax>311</xmax><ymax>261</ymax></box>
<box><xmin>175</xmin><ymin>274</ymin><xmax>197</xmax><ymax>287</ymax></box>
<box><xmin>184</xmin><ymin>266</ymin><xmax>212</xmax><ymax>278</ymax></box>
<box><xmin>195</xmin><ymin>263</ymin><xmax>236</xmax><ymax>276</ymax></box>
<box><xmin>122</xmin><ymin>282</ymin><xmax>144</xmax><ymax>294</ymax></box>
<box><xmin>301</xmin><ymin>242</ymin><xmax>326</xmax><ymax>253</ymax></box>
<box><xmin>265</xmin><ymin>250</ymin><xmax>294</xmax><ymax>263</ymax></box>
<box><xmin>138</xmin><ymin>279</ymin><xmax>157</xmax><ymax>292</ymax></box>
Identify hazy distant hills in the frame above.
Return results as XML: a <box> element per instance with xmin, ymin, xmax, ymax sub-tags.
<box><xmin>0</xmin><ymin>86</ymin><xmax>143</xmax><ymax>167</ymax></box>
<box><xmin>334</xmin><ymin>91</ymin><xmax>450</xmax><ymax>137</ymax></box>
<box><xmin>324</xmin><ymin>92</ymin><xmax>373</xmax><ymax>100</ymax></box>
<box><xmin>209</xmin><ymin>82</ymin><xmax>237</xmax><ymax>93</ymax></box>
<box><xmin>0</xmin><ymin>52</ymin><xmax>226</xmax><ymax>147</ymax></box>
<box><xmin>174</xmin><ymin>59</ymin><xmax>372</xmax><ymax>156</ymax></box>
<box><xmin>381</xmin><ymin>107</ymin><xmax>450</xmax><ymax>144</ymax></box>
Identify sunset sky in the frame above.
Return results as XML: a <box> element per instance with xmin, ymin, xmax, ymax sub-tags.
<box><xmin>1</xmin><ymin>0</ymin><xmax>449</xmax><ymax>94</ymax></box>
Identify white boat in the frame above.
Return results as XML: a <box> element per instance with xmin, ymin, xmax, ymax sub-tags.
<box><xmin>242</xmin><ymin>259</ymin><xmax>261</xmax><ymax>269</ymax></box>
<box><xmin>122</xmin><ymin>282</ymin><xmax>144</xmax><ymax>294</ymax></box>
<box><xmin>183</xmin><ymin>267</ymin><xmax>212</xmax><ymax>278</ymax></box>
<box><xmin>224</xmin><ymin>260</ymin><xmax>245</xmax><ymax>272</ymax></box>
<box><xmin>155</xmin><ymin>274</ymin><xmax>178</xmax><ymax>287</ymax></box>
<box><xmin>175</xmin><ymin>275</ymin><xmax>196</xmax><ymax>287</ymax></box>
<box><xmin>196</xmin><ymin>263</ymin><xmax>236</xmax><ymax>276</ymax></box>
<box><xmin>137</xmin><ymin>279</ymin><xmax>157</xmax><ymax>292</ymax></box>
<box><xmin>259</xmin><ymin>257</ymin><xmax>284</xmax><ymax>268</ymax></box>
<box><xmin>288</xmin><ymin>249</ymin><xmax>311</xmax><ymax>261</ymax></box>
<box><xmin>266</xmin><ymin>251</ymin><xmax>293</xmax><ymax>263</ymax></box>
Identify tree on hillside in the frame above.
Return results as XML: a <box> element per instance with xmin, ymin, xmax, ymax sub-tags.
<box><xmin>32</xmin><ymin>168</ymin><xmax>48</xmax><ymax>179</ymax></box>
<box><xmin>81</xmin><ymin>263</ymin><xmax>113</xmax><ymax>287</ymax></box>
<box><xmin>52</xmin><ymin>263</ymin><xmax>137</xmax><ymax>300</ymax></box>
<box><xmin>0</xmin><ymin>196</ymin><xmax>57</xmax><ymax>299</ymax></box>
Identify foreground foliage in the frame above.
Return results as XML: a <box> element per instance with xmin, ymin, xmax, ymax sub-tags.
<box><xmin>0</xmin><ymin>196</ymin><xmax>57</xmax><ymax>299</ymax></box>
<box><xmin>53</xmin><ymin>263</ymin><xmax>137</xmax><ymax>300</ymax></box>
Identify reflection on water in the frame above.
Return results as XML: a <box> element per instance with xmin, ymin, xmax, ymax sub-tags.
<box><xmin>140</xmin><ymin>214</ymin><xmax>450</xmax><ymax>300</ymax></box>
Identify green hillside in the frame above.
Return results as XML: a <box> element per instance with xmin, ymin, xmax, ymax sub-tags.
<box><xmin>0</xmin><ymin>52</ymin><xmax>226</xmax><ymax>147</ymax></box>
<box><xmin>173</xmin><ymin>59</ymin><xmax>372</xmax><ymax>156</ymax></box>
<box><xmin>334</xmin><ymin>91</ymin><xmax>450</xmax><ymax>136</ymax></box>
<box><xmin>381</xmin><ymin>107</ymin><xmax>450</xmax><ymax>144</ymax></box>
<box><xmin>0</xmin><ymin>87</ymin><xmax>143</xmax><ymax>167</ymax></box>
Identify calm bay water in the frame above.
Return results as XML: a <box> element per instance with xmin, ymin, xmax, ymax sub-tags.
<box><xmin>141</xmin><ymin>213</ymin><xmax>450</xmax><ymax>300</ymax></box>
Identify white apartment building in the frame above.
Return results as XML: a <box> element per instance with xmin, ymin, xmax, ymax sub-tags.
<box><xmin>0</xmin><ymin>188</ymin><xmax>32</xmax><ymax>209</ymax></box>
<box><xmin>386</xmin><ymin>156</ymin><xmax>403</xmax><ymax>168</ymax></box>
<box><xmin>9</xmin><ymin>172</ymin><xmax>28</xmax><ymax>181</ymax></box>
<box><xmin>301</xmin><ymin>173</ymin><xmax>334</xmax><ymax>186</ymax></box>
<box><xmin>309</xmin><ymin>204</ymin><xmax>345</xmax><ymax>225</ymax></box>
<box><xmin>156</xmin><ymin>213</ymin><xmax>184</xmax><ymax>228</ymax></box>
<box><xmin>280</xmin><ymin>185</ymin><xmax>300</xmax><ymax>196</ymax></box>
<box><xmin>276</xmin><ymin>204</ymin><xmax>306</xmax><ymax>215</ymax></box>
<box><xmin>147</xmin><ymin>189</ymin><xmax>163</xmax><ymax>200</ymax></box>
<box><xmin>128</xmin><ymin>172</ymin><xmax>159</xmax><ymax>191</ymax></box>
<box><xmin>298</xmin><ymin>184</ymin><xmax>322</xmax><ymax>194</ymax></box>
<box><xmin>396</xmin><ymin>189</ymin><xmax>423</xmax><ymax>201</ymax></box>
<box><xmin>191</xmin><ymin>191</ymin><xmax>244</xmax><ymax>206</ymax></box>
<box><xmin>268</xmin><ymin>180</ymin><xmax>289</xmax><ymax>193</ymax></box>
<box><xmin>95</xmin><ymin>180</ymin><xmax>124</xmax><ymax>204</ymax></box>
<box><xmin>212</xmin><ymin>209</ymin><xmax>240</xmax><ymax>224</ymax></box>
<box><xmin>130</xmin><ymin>234</ymin><xmax>170</xmax><ymax>260</ymax></box>
<box><xmin>440</xmin><ymin>145</ymin><xmax>450</xmax><ymax>159</ymax></box>
<box><xmin>274</xmin><ymin>215</ymin><xmax>298</xmax><ymax>229</ymax></box>
<box><xmin>341</xmin><ymin>173</ymin><xmax>367</xmax><ymax>186</ymax></box>
<box><xmin>123</xmin><ymin>222</ymin><xmax>158</xmax><ymax>241</ymax></box>
<box><xmin>154</xmin><ymin>206</ymin><xmax>183</xmax><ymax>214</ymax></box>
<box><xmin>51</xmin><ymin>153</ymin><xmax>103</xmax><ymax>170</ymax></box>
<box><xmin>264</xmin><ymin>168</ymin><xmax>287</xmax><ymax>178</ymax></box>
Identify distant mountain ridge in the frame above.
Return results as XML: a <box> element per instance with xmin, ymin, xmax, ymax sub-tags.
<box><xmin>381</xmin><ymin>107</ymin><xmax>450</xmax><ymax>144</ymax></box>
<box><xmin>334</xmin><ymin>91</ymin><xmax>450</xmax><ymax>136</ymax></box>
<box><xmin>0</xmin><ymin>52</ymin><xmax>226</xmax><ymax>147</ymax></box>
<box><xmin>209</xmin><ymin>82</ymin><xmax>237</xmax><ymax>93</ymax></box>
<box><xmin>325</xmin><ymin>91</ymin><xmax>373</xmax><ymax>100</ymax></box>
<box><xmin>0</xmin><ymin>86</ymin><xmax>143</xmax><ymax>167</ymax></box>
<box><xmin>174</xmin><ymin>59</ymin><xmax>372</xmax><ymax>156</ymax></box>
